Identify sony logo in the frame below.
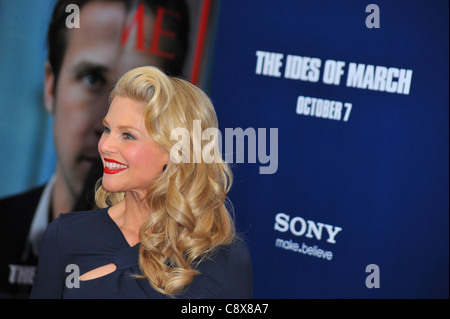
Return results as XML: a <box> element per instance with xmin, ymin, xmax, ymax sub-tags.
<box><xmin>274</xmin><ymin>212</ymin><xmax>342</xmax><ymax>244</ymax></box>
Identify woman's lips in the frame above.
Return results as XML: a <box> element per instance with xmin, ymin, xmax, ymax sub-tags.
<box><xmin>103</xmin><ymin>158</ymin><xmax>128</xmax><ymax>174</ymax></box>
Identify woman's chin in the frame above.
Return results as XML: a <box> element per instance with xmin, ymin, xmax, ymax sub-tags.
<box><xmin>101</xmin><ymin>182</ymin><xmax>123</xmax><ymax>193</ymax></box>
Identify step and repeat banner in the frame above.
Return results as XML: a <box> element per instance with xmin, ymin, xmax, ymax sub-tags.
<box><xmin>208</xmin><ymin>0</ymin><xmax>448</xmax><ymax>298</ymax></box>
<box><xmin>0</xmin><ymin>0</ymin><xmax>448</xmax><ymax>299</ymax></box>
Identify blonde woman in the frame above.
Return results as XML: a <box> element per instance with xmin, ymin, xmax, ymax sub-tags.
<box><xmin>30</xmin><ymin>66</ymin><xmax>252</xmax><ymax>298</ymax></box>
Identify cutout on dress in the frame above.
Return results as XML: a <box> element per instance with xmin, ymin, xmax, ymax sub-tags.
<box><xmin>79</xmin><ymin>263</ymin><xmax>117</xmax><ymax>281</ymax></box>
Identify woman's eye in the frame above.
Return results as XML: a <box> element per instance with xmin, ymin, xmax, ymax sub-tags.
<box><xmin>102</xmin><ymin>126</ymin><xmax>110</xmax><ymax>134</ymax></box>
<box><xmin>123</xmin><ymin>133</ymin><xmax>135</xmax><ymax>140</ymax></box>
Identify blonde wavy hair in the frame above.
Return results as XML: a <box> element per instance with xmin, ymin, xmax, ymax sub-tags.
<box><xmin>95</xmin><ymin>66</ymin><xmax>235</xmax><ymax>296</ymax></box>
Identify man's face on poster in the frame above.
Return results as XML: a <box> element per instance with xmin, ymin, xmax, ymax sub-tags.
<box><xmin>44</xmin><ymin>1</ymin><xmax>172</xmax><ymax>199</ymax></box>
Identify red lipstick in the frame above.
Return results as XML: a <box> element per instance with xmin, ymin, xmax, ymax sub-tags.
<box><xmin>103</xmin><ymin>158</ymin><xmax>128</xmax><ymax>174</ymax></box>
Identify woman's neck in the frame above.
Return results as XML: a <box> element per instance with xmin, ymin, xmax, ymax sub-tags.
<box><xmin>109</xmin><ymin>191</ymin><xmax>151</xmax><ymax>246</ymax></box>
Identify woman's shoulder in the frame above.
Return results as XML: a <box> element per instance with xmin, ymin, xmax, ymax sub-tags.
<box><xmin>187</xmin><ymin>237</ymin><xmax>253</xmax><ymax>298</ymax></box>
<box><xmin>46</xmin><ymin>208</ymin><xmax>111</xmax><ymax>247</ymax></box>
<box><xmin>219</xmin><ymin>238</ymin><xmax>253</xmax><ymax>298</ymax></box>
<box><xmin>57</xmin><ymin>207</ymin><xmax>108</xmax><ymax>224</ymax></box>
<box><xmin>227</xmin><ymin>237</ymin><xmax>251</xmax><ymax>260</ymax></box>
<box><xmin>221</xmin><ymin>238</ymin><xmax>252</xmax><ymax>281</ymax></box>
<box><xmin>196</xmin><ymin>238</ymin><xmax>250</xmax><ymax>267</ymax></box>
<box><xmin>208</xmin><ymin>238</ymin><xmax>252</xmax><ymax>272</ymax></box>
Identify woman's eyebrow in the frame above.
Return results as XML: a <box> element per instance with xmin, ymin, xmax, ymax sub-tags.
<box><xmin>102</xmin><ymin>118</ymin><xmax>142</xmax><ymax>133</ymax></box>
<box><xmin>117</xmin><ymin>124</ymin><xmax>141</xmax><ymax>133</ymax></box>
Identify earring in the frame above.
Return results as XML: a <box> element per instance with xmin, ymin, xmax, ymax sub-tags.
<box><xmin>162</xmin><ymin>164</ymin><xmax>167</xmax><ymax>172</ymax></box>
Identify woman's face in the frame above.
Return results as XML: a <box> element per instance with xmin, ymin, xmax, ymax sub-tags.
<box><xmin>98</xmin><ymin>96</ymin><xmax>168</xmax><ymax>195</ymax></box>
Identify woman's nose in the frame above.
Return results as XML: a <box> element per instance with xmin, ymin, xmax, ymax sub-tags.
<box><xmin>98</xmin><ymin>132</ymin><xmax>115</xmax><ymax>155</ymax></box>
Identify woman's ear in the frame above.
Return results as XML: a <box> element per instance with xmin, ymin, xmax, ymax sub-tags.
<box><xmin>43</xmin><ymin>62</ymin><xmax>56</xmax><ymax>115</ymax></box>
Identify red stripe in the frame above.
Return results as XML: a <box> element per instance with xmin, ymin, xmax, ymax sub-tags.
<box><xmin>190</xmin><ymin>0</ymin><xmax>211</xmax><ymax>85</ymax></box>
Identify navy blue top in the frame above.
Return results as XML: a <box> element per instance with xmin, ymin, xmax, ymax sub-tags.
<box><xmin>29</xmin><ymin>208</ymin><xmax>252</xmax><ymax>299</ymax></box>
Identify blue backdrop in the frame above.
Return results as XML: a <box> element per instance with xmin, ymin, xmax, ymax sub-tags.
<box><xmin>0</xmin><ymin>0</ymin><xmax>447</xmax><ymax>300</ymax></box>
<box><xmin>208</xmin><ymin>0</ymin><xmax>448</xmax><ymax>298</ymax></box>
